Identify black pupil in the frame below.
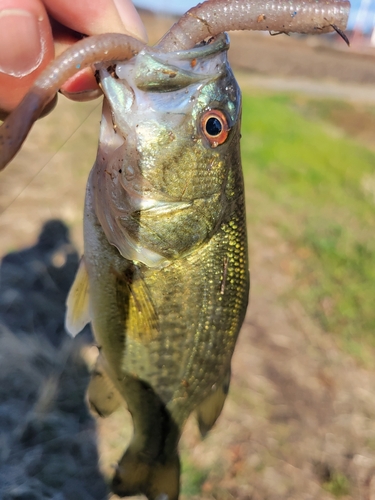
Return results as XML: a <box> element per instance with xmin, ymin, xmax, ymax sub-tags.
<box><xmin>206</xmin><ymin>117</ymin><xmax>222</xmax><ymax>136</ymax></box>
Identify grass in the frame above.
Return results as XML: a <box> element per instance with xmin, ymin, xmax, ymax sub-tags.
<box><xmin>181</xmin><ymin>453</ymin><xmax>209</xmax><ymax>495</ymax></box>
<box><xmin>323</xmin><ymin>471</ymin><xmax>351</xmax><ymax>497</ymax></box>
<box><xmin>240</xmin><ymin>90</ymin><xmax>375</xmax><ymax>361</ymax></box>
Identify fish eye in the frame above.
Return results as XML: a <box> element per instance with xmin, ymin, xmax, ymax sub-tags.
<box><xmin>206</xmin><ymin>117</ymin><xmax>222</xmax><ymax>135</ymax></box>
<box><xmin>201</xmin><ymin>110</ymin><xmax>229</xmax><ymax>147</ymax></box>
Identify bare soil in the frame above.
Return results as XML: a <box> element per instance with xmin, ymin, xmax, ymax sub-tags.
<box><xmin>1</xmin><ymin>10</ymin><xmax>375</xmax><ymax>500</ymax></box>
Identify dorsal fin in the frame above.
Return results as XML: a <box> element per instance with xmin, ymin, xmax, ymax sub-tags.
<box><xmin>65</xmin><ymin>256</ymin><xmax>91</xmax><ymax>336</ymax></box>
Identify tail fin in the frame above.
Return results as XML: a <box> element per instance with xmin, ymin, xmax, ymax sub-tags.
<box><xmin>111</xmin><ymin>448</ymin><xmax>180</xmax><ymax>500</ymax></box>
<box><xmin>109</xmin><ymin>375</ymin><xmax>181</xmax><ymax>499</ymax></box>
<box><xmin>196</xmin><ymin>368</ymin><xmax>231</xmax><ymax>437</ymax></box>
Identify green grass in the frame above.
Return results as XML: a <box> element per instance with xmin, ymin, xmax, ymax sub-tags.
<box><xmin>323</xmin><ymin>471</ymin><xmax>350</xmax><ymax>497</ymax></box>
<box><xmin>241</xmin><ymin>90</ymin><xmax>375</xmax><ymax>360</ymax></box>
<box><xmin>181</xmin><ymin>453</ymin><xmax>209</xmax><ymax>495</ymax></box>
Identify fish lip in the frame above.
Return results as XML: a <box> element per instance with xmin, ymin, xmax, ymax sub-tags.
<box><xmin>140</xmin><ymin>32</ymin><xmax>230</xmax><ymax>83</ymax></box>
<box><xmin>149</xmin><ymin>32</ymin><xmax>230</xmax><ymax>62</ymax></box>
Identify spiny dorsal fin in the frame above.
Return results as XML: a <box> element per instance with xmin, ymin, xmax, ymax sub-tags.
<box><xmin>65</xmin><ymin>256</ymin><xmax>90</xmax><ymax>336</ymax></box>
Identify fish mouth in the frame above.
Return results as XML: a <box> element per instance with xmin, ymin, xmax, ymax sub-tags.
<box><xmin>114</xmin><ymin>33</ymin><xmax>230</xmax><ymax>93</ymax></box>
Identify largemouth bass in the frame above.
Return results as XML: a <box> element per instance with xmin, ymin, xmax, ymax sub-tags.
<box><xmin>66</xmin><ymin>34</ymin><xmax>249</xmax><ymax>499</ymax></box>
<box><xmin>0</xmin><ymin>1</ymin><xmax>350</xmax><ymax>499</ymax></box>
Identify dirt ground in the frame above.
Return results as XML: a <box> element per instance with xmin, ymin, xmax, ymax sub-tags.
<box><xmin>1</xmin><ymin>10</ymin><xmax>375</xmax><ymax>500</ymax></box>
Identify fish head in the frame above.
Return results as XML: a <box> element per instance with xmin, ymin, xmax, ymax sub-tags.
<box><xmin>90</xmin><ymin>34</ymin><xmax>242</xmax><ymax>268</ymax></box>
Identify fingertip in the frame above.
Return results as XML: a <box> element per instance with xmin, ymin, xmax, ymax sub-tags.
<box><xmin>113</xmin><ymin>0</ymin><xmax>148</xmax><ymax>43</ymax></box>
<box><xmin>44</xmin><ymin>0</ymin><xmax>148</xmax><ymax>42</ymax></box>
<box><xmin>60</xmin><ymin>68</ymin><xmax>102</xmax><ymax>102</ymax></box>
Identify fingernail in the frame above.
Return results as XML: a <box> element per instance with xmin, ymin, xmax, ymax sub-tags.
<box><xmin>113</xmin><ymin>0</ymin><xmax>148</xmax><ymax>43</ymax></box>
<box><xmin>60</xmin><ymin>68</ymin><xmax>101</xmax><ymax>101</ymax></box>
<box><xmin>0</xmin><ymin>9</ymin><xmax>43</xmax><ymax>77</ymax></box>
<box><xmin>60</xmin><ymin>87</ymin><xmax>102</xmax><ymax>102</ymax></box>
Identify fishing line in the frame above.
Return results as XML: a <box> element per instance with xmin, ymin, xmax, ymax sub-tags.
<box><xmin>0</xmin><ymin>100</ymin><xmax>101</xmax><ymax>217</ymax></box>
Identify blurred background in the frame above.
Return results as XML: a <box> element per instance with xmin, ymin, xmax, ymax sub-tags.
<box><xmin>1</xmin><ymin>3</ymin><xmax>375</xmax><ymax>499</ymax></box>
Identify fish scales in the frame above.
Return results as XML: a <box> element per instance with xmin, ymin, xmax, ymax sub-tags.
<box><xmin>72</xmin><ymin>34</ymin><xmax>250</xmax><ymax>499</ymax></box>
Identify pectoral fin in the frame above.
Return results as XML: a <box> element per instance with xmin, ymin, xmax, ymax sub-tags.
<box><xmin>196</xmin><ymin>368</ymin><xmax>231</xmax><ymax>437</ymax></box>
<box><xmin>65</xmin><ymin>256</ymin><xmax>91</xmax><ymax>336</ymax></box>
<box><xmin>115</xmin><ymin>265</ymin><xmax>159</xmax><ymax>344</ymax></box>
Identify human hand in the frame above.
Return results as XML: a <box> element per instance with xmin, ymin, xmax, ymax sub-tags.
<box><xmin>0</xmin><ymin>0</ymin><xmax>147</xmax><ymax>114</ymax></box>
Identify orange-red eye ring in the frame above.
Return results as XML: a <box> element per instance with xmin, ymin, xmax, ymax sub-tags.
<box><xmin>201</xmin><ymin>109</ymin><xmax>229</xmax><ymax>147</ymax></box>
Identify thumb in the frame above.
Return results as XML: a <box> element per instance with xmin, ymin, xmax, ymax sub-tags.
<box><xmin>0</xmin><ymin>0</ymin><xmax>54</xmax><ymax>113</ymax></box>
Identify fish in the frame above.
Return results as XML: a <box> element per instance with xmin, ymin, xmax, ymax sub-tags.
<box><xmin>65</xmin><ymin>33</ymin><xmax>249</xmax><ymax>500</ymax></box>
<box><xmin>0</xmin><ymin>1</ymin><xmax>351</xmax><ymax>498</ymax></box>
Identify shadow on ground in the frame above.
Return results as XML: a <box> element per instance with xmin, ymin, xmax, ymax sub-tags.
<box><xmin>0</xmin><ymin>220</ymin><xmax>107</xmax><ymax>500</ymax></box>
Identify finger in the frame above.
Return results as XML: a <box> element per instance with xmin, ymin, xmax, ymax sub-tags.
<box><xmin>45</xmin><ymin>0</ymin><xmax>148</xmax><ymax>101</ymax></box>
<box><xmin>43</xmin><ymin>0</ymin><xmax>148</xmax><ymax>41</ymax></box>
<box><xmin>49</xmin><ymin>0</ymin><xmax>148</xmax><ymax>101</ymax></box>
<box><xmin>49</xmin><ymin>20</ymin><xmax>101</xmax><ymax>102</ymax></box>
<box><xmin>59</xmin><ymin>69</ymin><xmax>102</xmax><ymax>101</ymax></box>
<box><xmin>0</xmin><ymin>0</ymin><xmax>54</xmax><ymax>113</ymax></box>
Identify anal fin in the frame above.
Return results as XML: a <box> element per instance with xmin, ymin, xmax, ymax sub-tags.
<box><xmin>196</xmin><ymin>368</ymin><xmax>231</xmax><ymax>437</ymax></box>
